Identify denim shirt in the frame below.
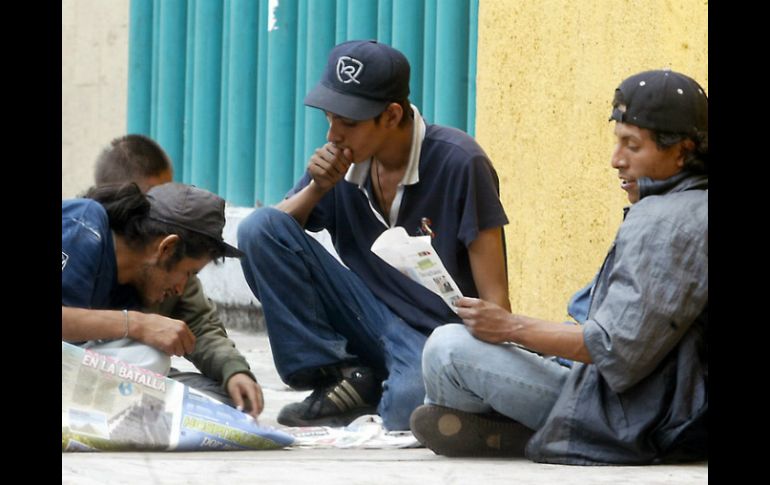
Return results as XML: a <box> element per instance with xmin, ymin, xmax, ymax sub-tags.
<box><xmin>525</xmin><ymin>171</ymin><xmax>708</xmax><ymax>465</ymax></box>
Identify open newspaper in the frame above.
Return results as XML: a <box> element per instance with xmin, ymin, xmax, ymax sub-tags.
<box><xmin>285</xmin><ymin>414</ymin><xmax>419</xmax><ymax>449</ymax></box>
<box><xmin>62</xmin><ymin>341</ymin><xmax>294</xmax><ymax>452</ymax></box>
<box><xmin>371</xmin><ymin>227</ymin><xmax>463</xmax><ymax>308</ymax></box>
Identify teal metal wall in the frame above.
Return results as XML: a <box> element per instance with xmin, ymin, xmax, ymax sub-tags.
<box><xmin>127</xmin><ymin>0</ymin><xmax>479</xmax><ymax>207</ymax></box>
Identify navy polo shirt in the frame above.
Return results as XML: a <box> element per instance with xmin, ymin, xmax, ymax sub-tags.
<box><xmin>62</xmin><ymin>199</ymin><xmax>139</xmax><ymax>311</ymax></box>
<box><xmin>287</xmin><ymin>119</ymin><xmax>508</xmax><ymax>333</ymax></box>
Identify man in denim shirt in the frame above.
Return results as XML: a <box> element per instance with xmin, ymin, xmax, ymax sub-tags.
<box><xmin>410</xmin><ymin>70</ymin><xmax>708</xmax><ymax>465</ymax></box>
<box><xmin>91</xmin><ymin>135</ymin><xmax>263</xmax><ymax>417</ymax></box>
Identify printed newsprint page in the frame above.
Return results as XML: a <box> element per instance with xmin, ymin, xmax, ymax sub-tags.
<box><xmin>62</xmin><ymin>342</ymin><xmax>294</xmax><ymax>452</ymax></box>
<box><xmin>371</xmin><ymin>227</ymin><xmax>463</xmax><ymax>308</ymax></box>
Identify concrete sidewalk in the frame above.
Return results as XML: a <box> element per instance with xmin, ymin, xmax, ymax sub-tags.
<box><xmin>62</xmin><ymin>329</ymin><xmax>708</xmax><ymax>485</ymax></box>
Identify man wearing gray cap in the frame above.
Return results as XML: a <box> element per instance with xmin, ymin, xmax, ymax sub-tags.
<box><xmin>238</xmin><ymin>40</ymin><xmax>510</xmax><ymax>431</ymax></box>
<box><xmin>62</xmin><ymin>182</ymin><xmax>263</xmax><ymax>417</ymax></box>
<box><xmin>410</xmin><ymin>69</ymin><xmax>708</xmax><ymax>465</ymax></box>
<box><xmin>90</xmin><ymin>135</ymin><xmax>264</xmax><ymax>418</ymax></box>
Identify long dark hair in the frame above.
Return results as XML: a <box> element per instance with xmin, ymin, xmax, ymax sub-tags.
<box><xmin>85</xmin><ymin>183</ymin><xmax>226</xmax><ymax>265</ymax></box>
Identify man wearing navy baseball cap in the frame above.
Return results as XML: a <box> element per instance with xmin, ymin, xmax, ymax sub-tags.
<box><xmin>238</xmin><ymin>40</ymin><xmax>510</xmax><ymax>430</ymax></box>
<box><xmin>410</xmin><ymin>69</ymin><xmax>708</xmax><ymax>465</ymax></box>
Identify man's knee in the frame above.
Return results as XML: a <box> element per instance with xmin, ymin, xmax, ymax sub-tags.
<box><xmin>168</xmin><ymin>371</ymin><xmax>235</xmax><ymax>407</ymax></box>
<box><xmin>422</xmin><ymin>324</ymin><xmax>473</xmax><ymax>375</ymax></box>
<box><xmin>237</xmin><ymin>207</ymin><xmax>288</xmax><ymax>249</ymax></box>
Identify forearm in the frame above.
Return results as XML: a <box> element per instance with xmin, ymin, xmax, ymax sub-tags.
<box><xmin>479</xmin><ymin>284</ymin><xmax>511</xmax><ymax>312</ymax></box>
<box><xmin>468</xmin><ymin>227</ymin><xmax>511</xmax><ymax>311</ymax></box>
<box><xmin>506</xmin><ymin>313</ymin><xmax>592</xmax><ymax>363</ymax></box>
<box><xmin>62</xmin><ymin>306</ymin><xmax>133</xmax><ymax>342</ymax></box>
<box><xmin>274</xmin><ymin>182</ymin><xmax>327</xmax><ymax>227</ymax></box>
<box><xmin>187</xmin><ymin>329</ymin><xmax>253</xmax><ymax>384</ymax></box>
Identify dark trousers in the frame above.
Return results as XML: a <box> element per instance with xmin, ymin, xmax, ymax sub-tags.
<box><xmin>237</xmin><ymin>208</ymin><xmax>427</xmax><ymax>430</ymax></box>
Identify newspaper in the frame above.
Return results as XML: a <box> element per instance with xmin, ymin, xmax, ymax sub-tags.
<box><xmin>62</xmin><ymin>341</ymin><xmax>294</xmax><ymax>452</ymax></box>
<box><xmin>371</xmin><ymin>226</ymin><xmax>463</xmax><ymax>308</ymax></box>
<box><xmin>285</xmin><ymin>414</ymin><xmax>420</xmax><ymax>449</ymax></box>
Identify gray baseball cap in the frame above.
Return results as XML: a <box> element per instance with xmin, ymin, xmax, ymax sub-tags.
<box><xmin>146</xmin><ymin>182</ymin><xmax>244</xmax><ymax>258</ymax></box>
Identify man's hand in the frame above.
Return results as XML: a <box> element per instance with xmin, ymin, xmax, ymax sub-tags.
<box><xmin>131</xmin><ymin>312</ymin><xmax>196</xmax><ymax>356</ymax></box>
<box><xmin>454</xmin><ymin>297</ymin><xmax>516</xmax><ymax>344</ymax></box>
<box><xmin>227</xmin><ymin>373</ymin><xmax>264</xmax><ymax>419</ymax></box>
<box><xmin>307</xmin><ymin>142</ymin><xmax>353</xmax><ymax>192</ymax></box>
<box><xmin>456</xmin><ymin>298</ymin><xmax>592</xmax><ymax>363</ymax></box>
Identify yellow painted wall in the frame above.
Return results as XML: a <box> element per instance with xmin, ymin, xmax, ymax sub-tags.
<box><xmin>476</xmin><ymin>0</ymin><xmax>707</xmax><ymax>321</ymax></box>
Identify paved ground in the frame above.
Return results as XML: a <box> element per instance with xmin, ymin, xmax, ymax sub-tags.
<box><xmin>62</xmin><ymin>329</ymin><xmax>708</xmax><ymax>484</ymax></box>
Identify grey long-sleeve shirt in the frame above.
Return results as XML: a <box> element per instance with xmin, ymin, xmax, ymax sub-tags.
<box><xmin>526</xmin><ymin>172</ymin><xmax>708</xmax><ymax>465</ymax></box>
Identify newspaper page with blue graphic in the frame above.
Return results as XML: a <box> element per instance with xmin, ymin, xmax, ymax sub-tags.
<box><xmin>61</xmin><ymin>341</ymin><xmax>294</xmax><ymax>452</ymax></box>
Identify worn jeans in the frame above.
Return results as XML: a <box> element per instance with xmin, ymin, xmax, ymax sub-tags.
<box><xmin>421</xmin><ymin>324</ymin><xmax>570</xmax><ymax>430</ymax></box>
<box><xmin>237</xmin><ymin>207</ymin><xmax>428</xmax><ymax>430</ymax></box>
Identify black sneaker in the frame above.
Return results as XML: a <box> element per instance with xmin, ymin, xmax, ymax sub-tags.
<box><xmin>277</xmin><ymin>366</ymin><xmax>381</xmax><ymax>427</ymax></box>
<box><xmin>409</xmin><ymin>404</ymin><xmax>534</xmax><ymax>457</ymax></box>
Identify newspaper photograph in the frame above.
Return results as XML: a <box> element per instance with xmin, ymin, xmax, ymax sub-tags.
<box><xmin>371</xmin><ymin>226</ymin><xmax>463</xmax><ymax>308</ymax></box>
<box><xmin>62</xmin><ymin>341</ymin><xmax>294</xmax><ymax>452</ymax></box>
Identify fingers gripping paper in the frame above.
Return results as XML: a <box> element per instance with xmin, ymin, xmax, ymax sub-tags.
<box><xmin>371</xmin><ymin>227</ymin><xmax>463</xmax><ymax>308</ymax></box>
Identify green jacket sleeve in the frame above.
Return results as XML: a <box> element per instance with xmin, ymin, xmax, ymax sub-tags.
<box><xmin>152</xmin><ymin>276</ymin><xmax>256</xmax><ymax>388</ymax></box>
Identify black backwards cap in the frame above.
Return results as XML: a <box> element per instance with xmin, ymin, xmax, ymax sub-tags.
<box><xmin>610</xmin><ymin>69</ymin><xmax>708</xmax><ymax>135</ymax></box>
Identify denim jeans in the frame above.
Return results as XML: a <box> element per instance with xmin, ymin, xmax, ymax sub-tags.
<box><xmin>237</xmin><ymin>207</ymin><xmax>428</xmax><ymax>430</ymax></box>
<box><xmin>421</xmin><ymin>324</ymin><xmax>570</xmax><ymax>430</ymax></box>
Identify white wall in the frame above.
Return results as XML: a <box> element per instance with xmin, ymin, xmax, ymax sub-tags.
<box><xmin>61</xmin><ymin>2</ymin><xmax>342</xmax><ymax>331</ymax></box>
<box><xmin>62</xmin><ymin>0</ymin><xmax>130</xmax><ymax>198</ymax></box>
<box><xmin>61</xmin><ymin>1</ymin><xmax>266</xmax><ymax>329</ymax></box>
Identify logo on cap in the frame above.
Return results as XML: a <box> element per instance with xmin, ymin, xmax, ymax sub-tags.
<box><xmin>336</xmin><ymin>56</ymin><xmax>363</xmax><ymax>84</ymax></box>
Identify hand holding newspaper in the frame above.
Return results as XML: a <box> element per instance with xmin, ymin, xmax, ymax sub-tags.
<box><xmin>371</xmin><ymin>227</ymin><xmax>463</xmax><ymax>309</ymax></box>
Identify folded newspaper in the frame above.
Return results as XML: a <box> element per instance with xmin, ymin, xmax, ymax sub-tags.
<box><xmin>371</xmin><ymin>227</ymin><xmax>463</xmax><ymax>308</ymax></box>
<box><xmin>62</xmin><ymin>341</ymin><xmax>294</xmax><ymax>452</ymax></box>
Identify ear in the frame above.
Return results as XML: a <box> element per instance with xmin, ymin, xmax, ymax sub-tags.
<box><xmin>156</xmin><ymin>234</ymin><xmax>180</xmax><ymax>259</ymax></box>
<box><xmin>677</xmin><ymin>139</ymin><xmax>696</xmax><ymax>167</ymax></box>
<box><xmin>385</xmin><ymin>102</ymin><xmax>403</xmax><ymax>128</ymax></box>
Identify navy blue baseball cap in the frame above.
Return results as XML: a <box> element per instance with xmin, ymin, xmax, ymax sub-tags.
<box><xmin>609</xmin><ymin>69</ymin><xmax>708</xmax><ymax>135</ymax></box>
<box><xmin>304</xmin><ymin>40</ymin><xmax>410</xmax><ymax>121</ymax></box>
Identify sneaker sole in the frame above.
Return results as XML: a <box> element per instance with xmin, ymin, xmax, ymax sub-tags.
<box><xmin>277</xmin><ymin>406</ymin><xmax>378</xmax><ymax>428</ymax></box>
<box><xmin>409</xmin><ymin>404</ymin><xmax>533</xmax><ymax>457</ymax></box>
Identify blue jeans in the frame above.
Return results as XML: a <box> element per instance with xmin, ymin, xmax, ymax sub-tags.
<box><xmin>237</xmin><ymin>208</ymin><xmax>427</xmax><ymax>430</ymax></box>
<box><xmin>422</xmin><ymin>324</ymin><xmax>570</xmax><ymax>430</ymax></box>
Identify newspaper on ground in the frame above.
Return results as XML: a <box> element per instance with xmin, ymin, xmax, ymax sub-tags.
<box><xmin>371</xmin><ymin>226</ymin><xmax>463</xmax><ymax>309</ymax></box>
<box><xmin>284</xmin><ymin>414</ymin><xmax>420</xmax><ymax>449</ymax></box>
<box><xmin>62</xmin><ymin>341</ymin><xmax>294</xmax><ymax>452</ymax></box>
